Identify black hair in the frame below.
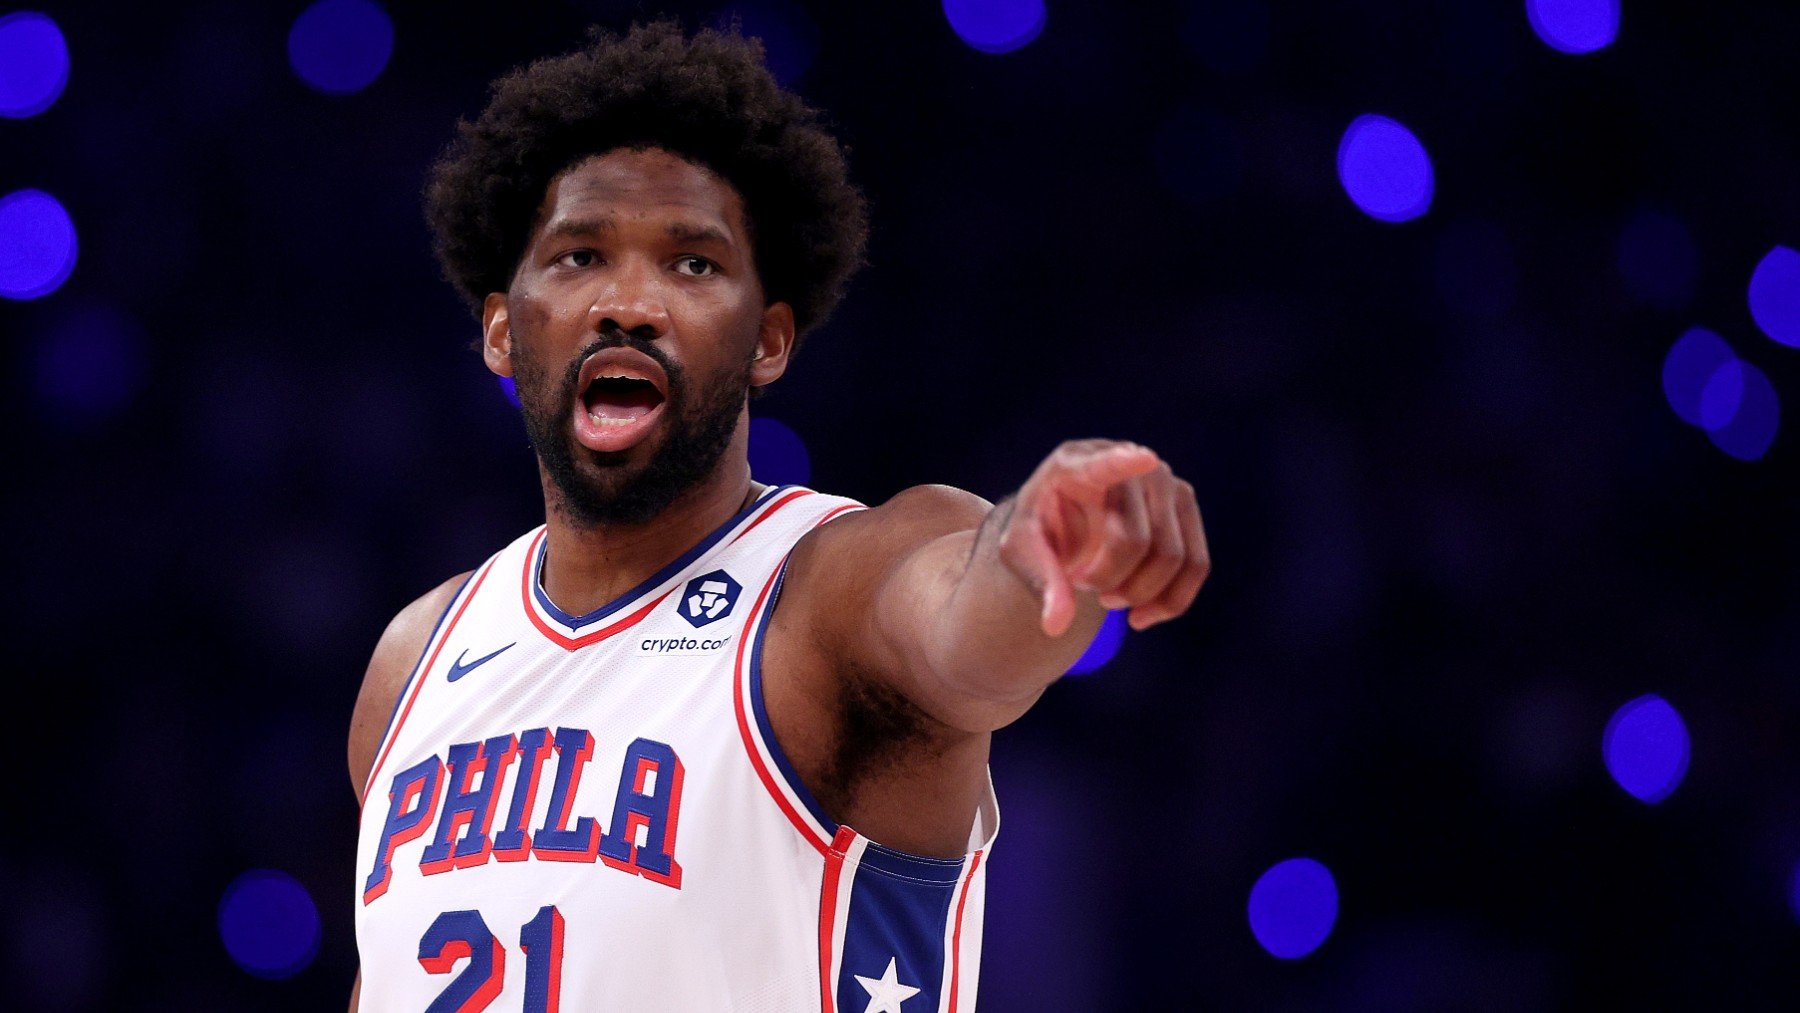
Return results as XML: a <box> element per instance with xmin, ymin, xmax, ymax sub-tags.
<box><xmin>424</xmin><ymin>19</ymin><xmax>870</xmax><ymax>347</ymax></box>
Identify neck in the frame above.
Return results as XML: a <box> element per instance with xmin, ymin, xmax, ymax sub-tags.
<box><xmin>538</xmin><ymin>439</ymin><xmax>762</xmax><ymax>617</ymax></box>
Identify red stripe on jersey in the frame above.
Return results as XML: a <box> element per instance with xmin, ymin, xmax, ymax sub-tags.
<box><xmin>947</xmin><ymin>849</ymin><xmax>983</xmax><ymax>1012</ymax></box>
<box><xmin>519</xmin><ymin>528</ymin><xmax>676</xmax><ymax>650</ymax></box>
<box><xmin>812</xmin><ymin>503</ymin><xmax>864</xmax><ymax>527</ymax></box>
<box><xmin>362</xmin><ymin>556</ymin><xmax>500</xmax><ymax>805</ymax></box>
<box><xmin>816</xmin><ymin>827</ymin><xmax>857</xmax><ymax>1013</ymax></box>
<box><xmin>732</xmin><ymin>564</ymin><xmax>831</xmax><ymax>855</ymax></box>
<box><xmin>727</xmin><ymin>488</ymin><xmax>813</xmax><ymax>546</ymax></box>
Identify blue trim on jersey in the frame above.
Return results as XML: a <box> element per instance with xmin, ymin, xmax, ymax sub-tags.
<box><xmin>374</xmin><ymin>567</ymin><xmax>480</xmax><ymax>758</ymax></box>
<box><xmin>858</xmin><ymin>839</ymin><xmax>967</xmax><ymax>884</ymax></box>
<box><xmin>837</xmin><ymin>846</ymin><xmax>966</xmax><ymax>1013</ymax></box>
<box><xmin>748</xmin><ymin>557</ymin><xmax>840</xmax><ymax>836</ymax></box>
<box><xmin>531</xmin><ymin>484</ymin><xmax>791</xmax><ymax>630</ymax></box>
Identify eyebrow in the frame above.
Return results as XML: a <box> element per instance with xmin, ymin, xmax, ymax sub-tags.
<box><xmin>541</xmin><ymin>216</ymin><xmax>735</xmax><ymax>249</ymax></box>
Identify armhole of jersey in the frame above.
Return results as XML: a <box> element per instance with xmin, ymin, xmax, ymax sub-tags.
<box><xmin>362</xmin><ymin>553</ymin><xmax>500</xmax><ymax>805</ymax></box>
<box><xmin>769</xmin><ymin>499</ymin><xmax>1000</xmax><ymax>1013</ymax></box>
<box><xmin>732</xmin><ymin>502</ymin><xmax>866</xmax><ymax>854</ymax></box>
<box><xmin>733</xmin><ymin>496</ymin><xmax>1002</xmax><ymax>854</ymax></box>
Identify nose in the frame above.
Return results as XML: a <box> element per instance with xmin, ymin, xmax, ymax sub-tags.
<box><xmin>584</xmin><ymin>258</ymin><xmax>671</xmax><ymax>342</ymax></box>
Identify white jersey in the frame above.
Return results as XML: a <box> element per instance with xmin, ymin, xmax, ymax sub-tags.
<box><xmin>354</xmin><ymin>485</ymin><xmax>999</xmax><ymax>1012</ymax></box>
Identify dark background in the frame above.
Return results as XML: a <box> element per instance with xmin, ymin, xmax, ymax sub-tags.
<box><xmin>5</xmin><ymin>0</ymin><xmax>1798</xmax><ymax>1009</ymax></box>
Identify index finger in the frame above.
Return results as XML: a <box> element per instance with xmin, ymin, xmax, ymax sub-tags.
<box><xmin>1055</xmin><ymin>444</ymin><xmax>1161</xmax><ymax>493</ymax></box>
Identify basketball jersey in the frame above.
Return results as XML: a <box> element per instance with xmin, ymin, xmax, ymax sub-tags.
<box><xmin>354</xmin><ymin>485</ymin><xmax>1000</xmax><ymax>1012</ymax></box>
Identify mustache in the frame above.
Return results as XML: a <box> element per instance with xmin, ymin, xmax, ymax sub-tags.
<box><xmin>559</xmin><ymin>327</ymin><xmax>682</xmax><ymax>393</ymax></box>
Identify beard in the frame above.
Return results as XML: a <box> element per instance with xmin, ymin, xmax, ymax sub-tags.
<box><xmin>512</xmin><ymin>328</ymin><xmax>749</xmax><ymax>528</ymax></box>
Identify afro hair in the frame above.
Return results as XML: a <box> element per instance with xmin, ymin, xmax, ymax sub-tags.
<box><xmin>423</xmin><ymin>20</ymin><xmax>869</xmax><ymax>346</ymax></box>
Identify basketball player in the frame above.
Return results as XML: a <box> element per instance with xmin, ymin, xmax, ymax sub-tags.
<box><xmin>348</xmin><ymin>21</ymin><xmax>1208</xmax><ymax>1011</ymax></box>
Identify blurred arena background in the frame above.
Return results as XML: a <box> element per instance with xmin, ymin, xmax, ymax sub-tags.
<box><xmin>3</xmin><ymin>0</ymin><xmax>1799</xmax><ymax>1008</ymax></box>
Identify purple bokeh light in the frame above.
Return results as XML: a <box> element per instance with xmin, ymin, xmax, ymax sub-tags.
<box><xmin>1748</xmin><ymin>245</ymin><xmax>1800</xmax><ymax>349</ymax></box>
<box><xmin>1526</xmin><ymin>0</ymin><xmax>1619</xmax><ymax>55</ymax></box>
<box><xmin>941</xmin><ymin>0</ymin><xmax>1045</xmax><ymax>55</ymax></box>
<box><xmin>1248</xmin><ymin>857</ymin><xmax>1338</xmax><ymax>959</ymax></box>
<box><xmin>1617</xmin><ymin>209</ymin><xmax>1697</xmax><ymax>310</ymax></box>
<box><xmin>217</xmin><ymin>869</ymin><xmax>321</xmax><ymax>980</ymax></box>
<box><xmin>1602</xmin><ymin>695</ymin><xmax>1689</xmax><ymax>804</ymax></box>
<box><xmin>1336</xmin><ymin>114</ymin><xmax>1433</xmax><ymax>223</ymax></box>
<box><xmin>749</xmin><ymin>416</ymin><xmax>812</xmax><ymax>486</ymax></box>
<box><xmin>0</xmin><ymin>11</ymin><xmax>69</xmax><ymax>118</ymax></box>
<box><xmin>288</xmin><ymin>0</ymin><xmax>394</xmax><ymax>95</ymax></box>
<box><xmin>1701</xmin><ymin>359</ymin><xmax>1780</xmax><ymax>461</ymax></box>
<box><xmin>1065</xmin><ymin>609</ymin><xmax>1127</xmax><ymax>676</ymax></box>
<box><xmin>1662</xmin><ymin>328</ymin><xmax>1735</xmax><ymax>429</ymax></box>
<box><xmin>0</xmin><ymin>188</ymin><xmax>78</xmax><ymax>300</ymax></box>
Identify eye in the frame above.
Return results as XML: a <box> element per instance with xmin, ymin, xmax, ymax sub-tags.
<box><xmin>555</xmin><ymin>249</ymin><xmax>598</xmax><ymax>269</ymax></box>
<box><xmin>674</xmin><ymin>255</ymin><xmax>717</xmax><ymax>277</ymax></box>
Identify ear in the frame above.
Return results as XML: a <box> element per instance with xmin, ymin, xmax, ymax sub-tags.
<box><xmin>481</xmin><ymin>292</ymin><xmax>513</xmax><ymax>377</ymax></box>
<box><xmin>750</xmin><ymin>301</ymin><xmax>796</xmax><ymax>388</ymax></box>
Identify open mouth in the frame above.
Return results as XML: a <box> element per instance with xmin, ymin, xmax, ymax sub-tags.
<box><xmin>583</xmin><ymin>374</ymin><xmax>665</xmax><ymax>426</ymax></box>
<box><xmin>571</xmin><ymin>348</ymin><xmax>671</xmax><ymax>453</ymax></box>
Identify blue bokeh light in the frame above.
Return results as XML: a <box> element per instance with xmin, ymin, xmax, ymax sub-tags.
<box><xmin>33</xmin><ymin>304</ymin><xmax>150</xmax><ymax>428</ymax></box>
<box><xmin>1602</xmin><ymin>695</ymin><xmax>1689</xmax><ymax>804</ymax></box>
<box><xmin>495</xmin><ymin>374</ymin><xmax>520</xmax><ymax>408</ymax></box>
<box><xmin>217</xmin><ymin>869</ymin><xmax>321</xmax><ymax>980</ymax></box>
<box><xmin>1526</xmin><ymin>0</ymin><xmax>1619</xmax><ymax>55</ymax></box>
<box><xmin>1701</xmin><ymin>359</ymin><xmax>1779</xmax><ymax>461</ymax></box>
<box><xmin>1699</xmin><ymin>360</ymin><xmax>1747</xmax><ymax>431</ymax></box>
<box><xmin>1248</xmin><ymin>857</ymin><xmax>1338</xmax><ymax>959</ymax></box>
<box><xmin>1065</xmin><ymin>609</ymin><xmax>1127</xmax><ymax>676</ymax></box>
<box><xmin>1617</xmin><ymin>209</ymin><xmax>1698</xmax><ymax>310</ymax></box>
<box><xmin>288</xmin><ymin>0</ymin><xmax>394</xmax><ymax>95</ymax></box>
<box><xmin>1748</xmin><ymin>245</ymin><xmax>1800</xmax><ymax>349</ymax></box>
<box><xmin>942</xmin><ymin>0</ymin><xmax>1045</xmax><ymax>55</ymax></box>
<box><xmin>1662</xmin><ymin>328</ymin><xmax>1735</xmax><ymax>429</ymax></box>
<box><xmin>0</xmin><ymin>11</ymin><xmax>69</xmax><ymax>118</ymax></box>
<box><xmin>748</xmin><ymin>416</ymin><xmax>812</xmax><ymax>486</ymax></box>
<box><xmin>0</xmin><ymin>189</ymin><xmax>78</xmax><ymax>300</ymax></box>
<box><xmin>719</xmin><ymin>1</ymin><xmax>818</xmax><ymax>85</ymax></box>
<box><xmin>1336</xmin><ymin>115</ymin><xmax>1434</xmax><ymax>223</ymax></box>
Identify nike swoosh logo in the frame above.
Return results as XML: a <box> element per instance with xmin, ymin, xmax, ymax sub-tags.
<box><xmin>447</xmin><ymin>643</ymin><xmax>515</xmax><ymax>682</ymax></box>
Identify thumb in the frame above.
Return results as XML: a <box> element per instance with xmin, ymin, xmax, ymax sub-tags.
<box><xmin>1006</xmin><ymin>508</ymin><xmax>1077</xmax><ymax>637</ymax></box>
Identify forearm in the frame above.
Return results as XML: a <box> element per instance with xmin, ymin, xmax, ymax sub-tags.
<box><xmin>863</xmin><ymin>445</ymin><xmax>1206</xmax><ymax>732</ymax></box>
<box><xmin>912</xmin><ymin>497</ymin><xmax>1108</xmax><ymax>709</ymax></box>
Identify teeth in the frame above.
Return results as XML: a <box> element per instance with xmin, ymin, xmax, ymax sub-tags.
<box><xmin>588</xmin><ymin>411</ymin><xmax>638</xmax><ymax>426</ymax></box>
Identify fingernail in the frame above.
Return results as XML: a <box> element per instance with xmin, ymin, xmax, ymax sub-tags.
<box><xmin>1098</xmin><ymin>593</ymin><xmax>1126</xmax><ymax>609</ymax></box>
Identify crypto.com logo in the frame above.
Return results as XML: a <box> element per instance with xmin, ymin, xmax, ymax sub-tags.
<box><xmin>679</xmin><ymin>570</ymin><xmax>741</xmax><ymax>628</ymax></box>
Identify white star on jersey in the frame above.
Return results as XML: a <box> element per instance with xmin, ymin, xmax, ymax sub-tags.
<box><xmin>854</xmin><ymin>956</ymin><xmax>921</xmax><ymax>1013</ymax></box>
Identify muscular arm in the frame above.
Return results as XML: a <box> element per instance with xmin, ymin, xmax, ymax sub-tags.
<box><xmin>344</xmin><ymin>571</ymin><xmax>471</xmax><ymax>1012</ymax></box>
<box><xmin>809</xmin><ymin>441</ymin><xmax>1210</xmax><ymax>736</ymax></box>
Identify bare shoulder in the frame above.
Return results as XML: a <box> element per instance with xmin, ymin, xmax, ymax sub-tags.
<box><xmin>790</xmin><ymin>484</ymin><xmax>992</xmax><ymax>585</ymax></box>
<box><xmin>347</xmin><ymin>571</ymin><xmax>473</xmax><ymax>806</ymax></box>
<box><xmin>761</xmin><ymin>485</ymin><xmax>998</xmax><ymax>856</ymax></box>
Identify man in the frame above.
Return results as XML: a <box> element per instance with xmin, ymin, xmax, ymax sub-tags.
<box><xmin>349</xmin><ymin>21</ymin><xmax>1208</xmax><ymax>1011</ymax></box>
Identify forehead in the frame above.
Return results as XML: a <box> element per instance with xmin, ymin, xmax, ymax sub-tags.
<box><xmin>531</xmin><ymin>147</ymin><xmax>748</xmax><ymax>239</ymax></box>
